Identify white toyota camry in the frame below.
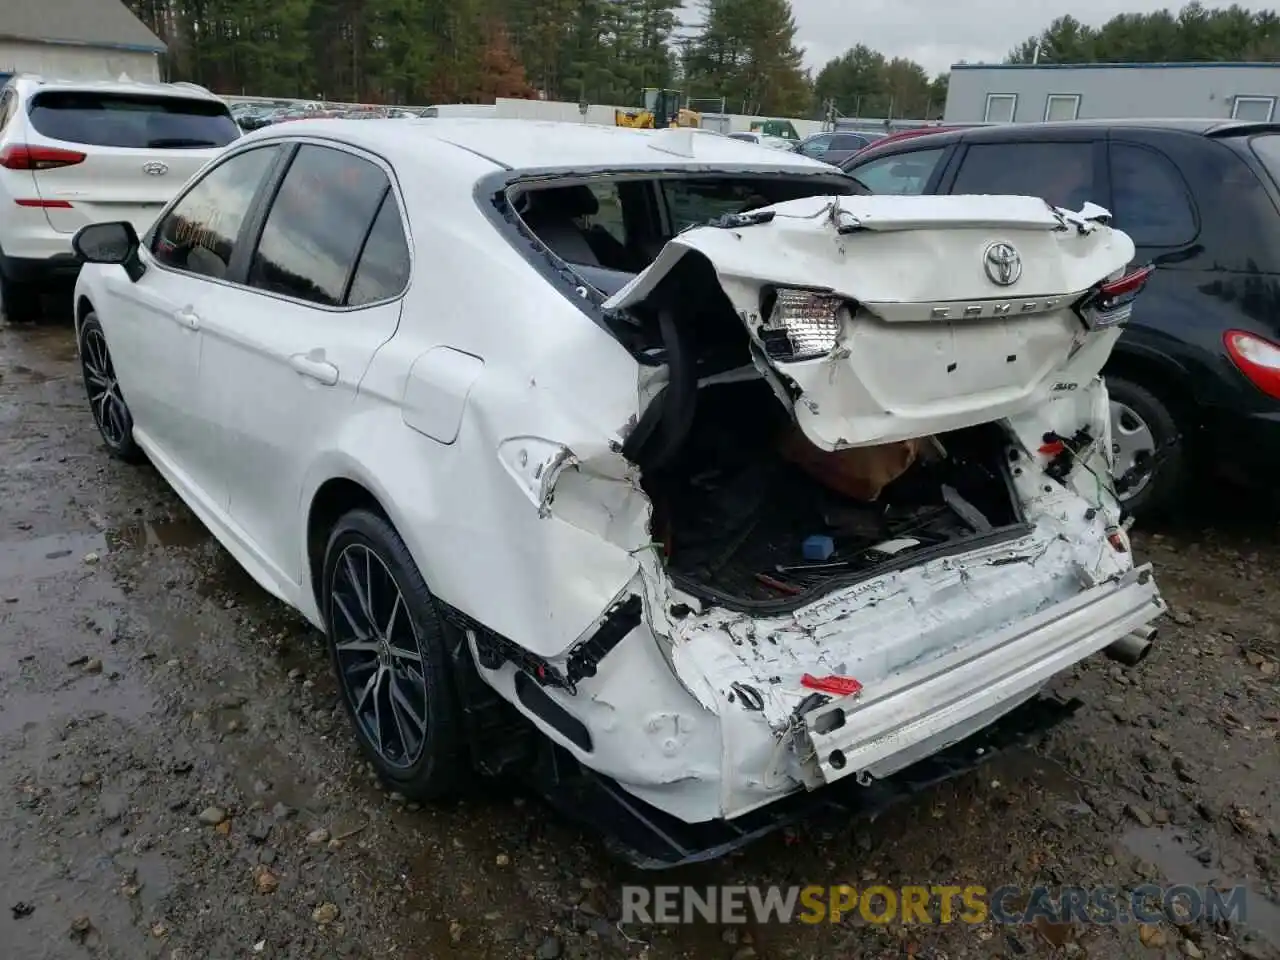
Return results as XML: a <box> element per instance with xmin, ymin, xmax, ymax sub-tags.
<box><xmin>70</xmin><ymin>118</ymin><xmax>1165</xmax><ymax>865</ymax></box>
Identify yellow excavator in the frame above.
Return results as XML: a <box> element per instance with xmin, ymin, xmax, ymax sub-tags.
<box><xmin>616</xmin><ymin>88</ymin><xmax>701</xmax><ymax>129</ymax></box>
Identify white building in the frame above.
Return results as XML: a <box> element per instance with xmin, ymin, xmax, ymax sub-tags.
<box><xmin>944</xmin><ymin>62</ymin><xmax>1280</xmax><ymax>125</ymax></box>
<box><xmin>1</xmin><ymin>0</ymin><xmax>166</xmax><ymax>84</ymax></box>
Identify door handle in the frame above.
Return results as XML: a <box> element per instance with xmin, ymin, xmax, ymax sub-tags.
<box><xmin>174</xmin><ymin>306</ymin><xmax>201</xmax><ymax>330</ymax></box>
<box><xmin>289</xmin><ymin>349</ymin><xmax>339</xmax><ymax>386</ymax></box>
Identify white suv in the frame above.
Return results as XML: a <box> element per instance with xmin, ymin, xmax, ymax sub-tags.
<box><xmin>0</xmin><ymin>75</ymin><xmax>239</xmax><ymax>321</ymax></box>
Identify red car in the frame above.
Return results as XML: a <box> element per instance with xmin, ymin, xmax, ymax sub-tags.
<box><xmin>849</xmin><ymin>125</ymin><xmax>974</xmax><ymax>160</ymax></box>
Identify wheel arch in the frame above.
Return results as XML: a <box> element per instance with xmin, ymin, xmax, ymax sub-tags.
<box><xmin>1103</xmin><ymin>345</ymin><xmax>1199</xmax><ymax>431</ymax></box>
<box><xmin>75</xmin><ymin>295</ymin><xmax>94</xmax><ymax>341</ymax></box>
<box><xmin>305</xmin><ymin>474</ymin><xmax>396</xmax><ymax>619</ymax></box>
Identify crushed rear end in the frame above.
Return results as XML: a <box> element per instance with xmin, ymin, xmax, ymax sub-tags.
<box><xmin>482</xmin><ymin>188</ymin><xmax>1165</xmax><ymax>850</ymax></box>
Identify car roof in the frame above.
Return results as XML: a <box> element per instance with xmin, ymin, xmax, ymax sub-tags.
<box><xmin>7</xmin><ymin>74</ymin><xmax>224</xmax><ymax>103</ymax></box>
<box><xmin>243</xmin><ymin>118</ymin><xmax>834</xmax><ymax>175</ymax></box>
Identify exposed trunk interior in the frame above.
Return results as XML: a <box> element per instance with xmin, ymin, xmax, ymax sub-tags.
<box><xmin>642</xmin><ymin>377</ymin><xmax>1024</xmax><ymax>610</ymax></box>
<box><xmin>616</xmin><ymin>249</ymin><xmax>1026</xmax><ymax>612</ymax></box>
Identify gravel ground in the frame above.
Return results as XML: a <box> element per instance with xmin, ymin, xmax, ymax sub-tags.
<box><xmin>0</xmin><ymin>313</ymin><xmax>1277</xmax><ymax>960</ymax></box>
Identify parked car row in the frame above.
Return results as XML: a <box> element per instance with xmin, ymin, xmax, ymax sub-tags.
<box><xmin>232</xmin><ymin>101</ymin><xmax>419</xmax><ymax>130</ymax></box>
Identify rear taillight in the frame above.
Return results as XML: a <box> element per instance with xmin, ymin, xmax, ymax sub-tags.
<box><xmin>758</xmin><ymin>288</ymin><xmax>846</xmax><ymax>361</ymax></box>
<box><xmin>1224</xmin><ymin>329</ymin><xmax>1280</xmax><ymax>399</ymax></box>
<box><xmin>0</xmin><ymin>144</ymin><xmax>87</xmax><ymax>170</ymax></box>
<box><xmin>1076</xmin><ymin>264</ymin><xmax>1154</xmax><ymax>329</ymax></box>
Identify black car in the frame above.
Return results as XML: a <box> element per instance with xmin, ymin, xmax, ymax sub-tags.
<box><xmin>843</xmin><ymin>120</ymin><xmax>1280</xmax><ymax>519</ymax></box>
<box><xmin>794</xmin><ymin>131</ymin><xmax>884</xmax><ymax>167</ymax></box>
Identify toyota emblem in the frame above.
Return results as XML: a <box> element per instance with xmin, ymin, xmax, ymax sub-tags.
<box><xmin>983</xmin><ymin>241</ymin><xmax>1022</xmax><ymax>286</ymax></box>
<box><xmin>142</xmin><ymin>161</ymin><xmax>169</xmax><ymax>177</ymax></box>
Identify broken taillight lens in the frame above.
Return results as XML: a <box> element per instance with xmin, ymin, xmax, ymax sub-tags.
<box><xmin>1224</xmin><ymin>329</ymin><xmax>1280</xmax><ymax>400</ymax></box>
<box><xmin>1076</xmin><ymin>264</ymin><xmax>1154</xmax><ymax>329</ymax></box>
<box><xmin>759</xmin><ymin>288</ymin><xmax>844</xmax><ymax>362</ymax></box>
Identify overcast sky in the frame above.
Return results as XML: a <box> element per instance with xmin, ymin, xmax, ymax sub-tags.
<box><xmin>788</xmin><ymin>0</ymin><xmax>1249</xmax><ymax>75</ymax></box>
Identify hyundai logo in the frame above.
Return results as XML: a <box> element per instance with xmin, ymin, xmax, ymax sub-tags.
<box><xmin>142</xmin><ymin>161</ymin><xmax>169</xmax><ymax>177</ymax></box>
<box><xmin>983</xmin><ymin>241</ymin><xmax>1022</xmax><ymax>287</ymax></box>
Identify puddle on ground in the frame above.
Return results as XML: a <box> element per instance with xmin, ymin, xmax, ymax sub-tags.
<box><xmin>106</xmin><ymin>515</ymin><xmax>210</xmax><ymax>550</ymax></box>
<box><xmin>0</xmin><ymin>531</ymin><xmax>108</xmax><ymax>583</ymax></box>
<box><xmin>1123</xmin><ymin>827</ymin><xmax>1280</xmax><ymax>948</ymax></box>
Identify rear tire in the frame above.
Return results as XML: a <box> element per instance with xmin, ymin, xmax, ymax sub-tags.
<box><xmin>1</xmin><ymin>274</ymin><xmax>41</xmax><ymax>323</ymax></box>
<box><xmin>1106</xmin><ymin>374</ymin><xmax>1185</xmax><ymax>521</ymax></box>
<box><xmin>322</xmin><ymin>508</ymin><xmax>467</xmax><ymax>800</ymax></box>
<box><xmin>79</xmin><ymin>313</ymin><xmax>144</xmax><ymax>463</ymax></box>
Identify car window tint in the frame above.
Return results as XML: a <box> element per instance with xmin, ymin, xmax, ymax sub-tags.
<box><xmin>1109</xmin><ymin>143</ymin><xmax>1197</xmax><ymax>247</ymax></box>
<box><xmin>829</xmin><ymin>134</ymin><xmax>867</xmax><ymax>151</ymax></box>
<box><xmin>151</xmin><ymin>146</ymin><xmax>279</xmax><ymax>280</ymax></box>
<box><xmin>27</xmin><ymin>91</ymin><xmax>239</xmax><ymax>148</ymax></box>
<box><xmin>951</xmin><ymin>142</ymin><xmax>1098</xmax><ymax>208</ymax></box>
<box><xmin>248</xmin><ymin>145</ymin><xmax>389</xmax><ymax>306</ymax></box>
<box><xmin>347</xmin><ymin>193</ymin><xmax>411</xmax><ymax>306</ymax></box>
<box><xmin>850</xmin><ymin>148</ymin><xmax>945</xmax><ymax>195</ymax></box>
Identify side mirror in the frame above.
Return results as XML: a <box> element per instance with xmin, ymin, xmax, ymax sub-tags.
<box><xmin>72</xmin><ymin>221</ymin><xmax>145</xmax><ymax>281</ymax></box>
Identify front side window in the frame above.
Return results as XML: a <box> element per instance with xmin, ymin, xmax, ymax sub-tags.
<box><xmin>984</xmin><ymin>94</ymin><xmax>1017</xmax><ymax>123</ymax></box>
<box><xmin>27</xmin><ymin>92</ymin><xmax>240</xmax><ymax>148</ymax></box>
<box><xmin>1109</xmin><ymin>142</ymin><xmax>1197</xmax><ymax>247</ymax></box>
<box><xmin>247</xmin><ymin>145</ymin><xmax>390</xmax><ymax>306</ymax></box>
<box><xmin>849</xmin><ymin>148</ymin><xmax>946</xmax><ymax>195</ymax></box>
<box><xmin>151</xmin><ymin>146</ymin><xmax>280</xmax><ymax>279</ymax></box>
<box><xmin>951</xmin><ymin>141</ymin><xmax>1098</xmax><ymax>209</ymax></box>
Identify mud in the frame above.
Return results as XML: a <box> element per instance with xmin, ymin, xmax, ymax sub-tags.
<box><xmin>0</xmin><ymin>314</ymin><xmax>1277</xmax><ymax>960</ymax></box>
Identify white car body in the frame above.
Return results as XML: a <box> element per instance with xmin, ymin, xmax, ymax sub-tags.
<box><xmin>0</xmin><ymin>74</ymin><xmax>238</xmax><ymax>317</ymax></box>
<box><xmin>73</xmin><ymin>119</ymin><xmax>1164</xmax><ymax>838</ymax></box>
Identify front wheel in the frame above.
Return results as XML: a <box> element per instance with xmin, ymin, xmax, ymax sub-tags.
<box><xmin>1106</xmin><ymin>375</ymin><xmax>1185</xmax><ymax>520</ymax></box>
<box><xmin>322</xmin><ymin>508</ymin><xmax>467</xmax><ymax>799</ymax></box>
<box><xmin>79</xmin><ymin>313</ymin><xmax>144</xmax><ymax>463</ymax></box>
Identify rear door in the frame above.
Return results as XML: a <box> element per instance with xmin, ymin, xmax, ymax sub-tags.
<box><xmin>193</xmin><ymin>142</ymin><xmax>410</xmax><ymax>583</ymax></box>
<box><xmin>23</xmin><ymin>88</ymin><xmax>240</xmax><ymax>237</ymax></box>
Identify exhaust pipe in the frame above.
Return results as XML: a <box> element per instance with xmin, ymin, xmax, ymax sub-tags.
<box><xmin>1105</xmin><ymin>625</ymin><xmax>1157</xmax><ymax>666</ymax></box>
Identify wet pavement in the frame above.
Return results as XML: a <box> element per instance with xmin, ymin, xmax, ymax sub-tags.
<box><xmin>0</xmin><ymin>313</ymin><xmax>1277</xmax><ymax>960</ymax></box>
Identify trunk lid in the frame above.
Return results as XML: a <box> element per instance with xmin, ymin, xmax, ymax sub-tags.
<box><xmin>606</xmin><ymin>194</ymin><xmax>1135</xmax><ymax>450</ymax></box>
<box><xmin>24</xmin><ymin>88</ymin><xmax>239</xmax><ymax>236</ymax></box>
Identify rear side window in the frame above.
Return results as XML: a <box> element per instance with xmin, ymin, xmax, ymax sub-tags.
<box><xmin>27</xmin><ymin>92</ymin><xmax>240</xmax><ymax>149</ymax></box>
<box><xmin>248</xmin><ymin>145</ymin><xmax>391</xmax><ymax>306</ymax></box>
<box><xmin>850</xmin><ymin>148</ymin><xmax>945</xmax><ymax>195</ymax></box>
<box><xmin>1109</xmin><ymin>142</ymin><xmax>1197</xmax><ymax>247</ymax></box>
<box><xmin>346</xmin><ymin>194</ymin><xmax>411</xmax><ymax>307</ymax></box>
<box><xmin>951</xmin><ymin>142</ymin><xmax>1099</xmax><ymax>209</ymax></box>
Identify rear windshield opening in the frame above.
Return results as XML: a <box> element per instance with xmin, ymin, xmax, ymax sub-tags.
<box><xmin>510</xmin><ymin>172</ymin><xmax>863</xmax><ymax>286</ymax></box>
<box><xmin>27</xmin><ymin>92</ymin><xmax>240</xmax><ymax>149</ymax></box>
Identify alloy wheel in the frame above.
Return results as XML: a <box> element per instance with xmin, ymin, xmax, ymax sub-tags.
<box><xmin>82</xmin><ymin>326</ymin><xmax>131</xmax><ymax>448</ymax></box>
<box><xmin>1110</xmin><ymin>399</ymin><xmax>1157</xmax><ymax>501</ymax></box>
<box><xmin>329</xmin><ymin>543</ymin><xmax>429</xmax><ymax>769</ymax></box>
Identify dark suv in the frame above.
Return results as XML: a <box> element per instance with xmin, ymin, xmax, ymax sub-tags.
<box><xmin>844</xmin><ymin>120</ymin><xmax>1280</xmax><ymax>518</ymax></box>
